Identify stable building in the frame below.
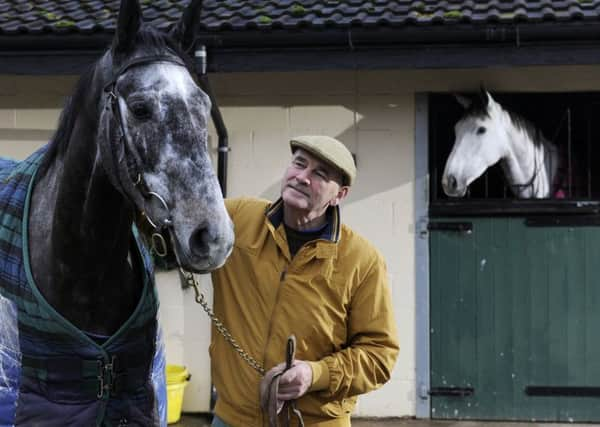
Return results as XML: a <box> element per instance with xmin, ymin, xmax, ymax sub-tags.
<box><xmin>2</xmin><ymin>0</ymin><xmax>600</xmax><ymax>421</ymax></box>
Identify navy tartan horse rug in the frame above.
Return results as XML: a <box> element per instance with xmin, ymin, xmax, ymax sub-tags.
<box><xmin>0</xmin><ymin>146</ymin><xmax>167</xmax><ymax>427</ymax></box>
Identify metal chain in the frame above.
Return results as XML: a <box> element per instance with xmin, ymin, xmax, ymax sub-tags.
<box><xmin>178</xmin><ymin>267</ymin><xmax>266</xmax><ymax>376</ymax></box>
<box><xmin>142</xmin><ymin>192</ymin><xmax>265</xmax><ymax>376</ymax></box>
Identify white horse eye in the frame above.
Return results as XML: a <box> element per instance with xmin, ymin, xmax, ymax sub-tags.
<box><xmin>477</xmin><ymin>126</ymin><xmax>486</xmax><ymax>135</ymax></box>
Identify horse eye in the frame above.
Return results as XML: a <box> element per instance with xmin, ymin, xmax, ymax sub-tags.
<box><xmin>129</xmin><ymin>102</ymin><xmax>152</xmax><ymax>120</ymax></box>
<box><xmin>477</xmin><ymin>126</ymin><xmax>486</xmax><ymax>135</ymax></box>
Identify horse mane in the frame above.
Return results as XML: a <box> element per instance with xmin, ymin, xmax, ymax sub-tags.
<box><xmin>36</xmin><ymin>25</ymin><xmax>194</xmax><ymax>178</ymax></box>
<box><xmin>463</xmin><ymin>100</ymin><xmax>490</xmax><ymax>120</ymax></box>
<box><xmin>505</xmin><ymin>109</ymin><xmax>546</xmax><ymax>148</ymax></box>
<box><xmin>36</xmin><ymin>65</ymin><xmax>97</xmax><ymax>177</ymax></box>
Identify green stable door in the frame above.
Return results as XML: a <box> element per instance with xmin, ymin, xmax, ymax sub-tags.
<box><xmin>429</xmin><ymin>217</ymin><xmax>600</xmax><ymax>421</ymax></box>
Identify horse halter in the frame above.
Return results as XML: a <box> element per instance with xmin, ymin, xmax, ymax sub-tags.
<box><xmin>506</xmin><ymin>141</ymin><xmax>540</xmax><ymax>196</ymax></box>
<box><xmin>101</xmin><ymin>54</ymin><xmax>297</xmax><ymax>421</ymax></box>
<box><xmin>100</xmin><ymin>54</ymin><xmax>186</xmax><ymax>254</ymax></box>
<box><xmin>506</xmin><ymin>126</ymin><xmax>559</xmax><ymax>198</ymax></box>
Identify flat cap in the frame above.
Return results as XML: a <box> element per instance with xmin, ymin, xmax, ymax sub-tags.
<box><xmin>290</xmin><ymin>135</ymin><xmax>356</xmax><ymax>186</ymax></box>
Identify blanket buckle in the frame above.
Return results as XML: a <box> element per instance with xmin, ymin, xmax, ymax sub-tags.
<box><xmin>97</xmin><ymin>356</ymin><xmax>117</xmax><ymax>399</ymax></box>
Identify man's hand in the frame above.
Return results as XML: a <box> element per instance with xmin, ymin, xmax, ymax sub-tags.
<box><xmin>276</xmin><ymin>360</ymin><xmax>312</xmax><ymax>400</ymax></box>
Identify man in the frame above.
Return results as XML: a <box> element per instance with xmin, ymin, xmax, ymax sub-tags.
<box><xmin>210</xmin><ymin>135</ymin><xmax>399</xmax><ymax>426</ymax></box>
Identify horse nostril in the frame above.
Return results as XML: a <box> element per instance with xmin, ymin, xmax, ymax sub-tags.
<box><xmin>448</xmin><ymin>175</ymin><xmax>457</xmax><ymax>190</ymax></box>
<box><xmin>189</xmin><ymin>226</ymin><xmax>212</xmax><ymax>258</ymax></box>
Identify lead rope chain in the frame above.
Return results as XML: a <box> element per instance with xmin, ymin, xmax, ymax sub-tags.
<box><xmin>179</xmin><ymin>267</ymin><xmax>266</xmax><ymax>376</ymax></box>
<box><xmin>139</xmin><ymin>193</ymin><xmax>266</xmax><ymax>376</ymax></box>
<box><xmin>181</xmin><ymin>267</ymin><xmax>305</xmax><ymax>427</ymax></box>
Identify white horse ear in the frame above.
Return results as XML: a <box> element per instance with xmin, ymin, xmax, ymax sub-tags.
<box><xmin>454</xmin><ymin>94</ymin><xmax>472</xmax><ymax>109</ymax></box>
<box><xmin>478</xmin><ymin>83</ymin><xmax>498</xmax><ymax>106</ymax></box>
<box><xmin>113</xmin><ymin>0</ymin><xmax>142</xmax><ymax>53</ymax></box>
<box><xmin>485</xmin><ymin>91</ymin><xmax>501</xmax><ymax>112</ymax></box>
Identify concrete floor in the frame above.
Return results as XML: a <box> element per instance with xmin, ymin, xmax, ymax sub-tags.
<box><xmin>175</xmin><ymin>413</ymin><xmax>596</xmax><ymax>426</ymax></box>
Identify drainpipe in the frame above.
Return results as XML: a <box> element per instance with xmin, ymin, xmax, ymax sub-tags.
<box><xmin>194</xmin><ymin>45</ymin><xmax>230</xmax><ymax>197</ymax></box>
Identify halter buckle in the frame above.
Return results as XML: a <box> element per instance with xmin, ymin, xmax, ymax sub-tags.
<box><xmin>151</xmin><ymin>232</ymin><xmax>169</xmax><ymax>257</ymax></box>
<box><xmin>97</xmin><ymin>356</ymin><xmax>117</xmax><ymax>399</ymax></box>
<box><xmin>107</xmin><ymin>90</ymin><xmax>117</xmax><ymax>102</ymax></box>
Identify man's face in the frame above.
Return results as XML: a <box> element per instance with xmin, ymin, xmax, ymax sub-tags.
<box><xmin>281</xmin><ymin>148</ymin><xmax>348</xmax><ymax>216</ymax></box>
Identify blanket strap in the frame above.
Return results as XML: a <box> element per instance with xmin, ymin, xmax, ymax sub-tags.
<box><xmin>21</xmin><ymin>354</ymin><xmax>148</xmax><ymax>400</ymax></box>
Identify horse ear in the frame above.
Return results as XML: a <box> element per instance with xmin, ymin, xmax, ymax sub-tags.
<box><xmin>478</xmin><ymin>85</ymin><xmax>490</xmax><ymax>107</ymax></box>
<box><xmin>113</xmin><ymin>0</ymin><xmax>142</xmax><ymax>52</ymax></box>
<box><xmin>170</xmin><ymin>0</ymin><xmax>203</xmax><ymax>51</ymax></box>
<box><xmin>479</xmin><ymin>83</ymin><xmax>488</xmax><ymax>95</ymax></box>
<box><xmin>454</xmin><ymin>94</ymin><xmax>472</xmax><ymax>109</ymax></box>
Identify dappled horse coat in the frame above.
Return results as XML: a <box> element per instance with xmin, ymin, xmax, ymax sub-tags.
<box><xmin>0</xmin><ymin>146</ymin><xmax>166</xmax><ymax>426</ymax></box>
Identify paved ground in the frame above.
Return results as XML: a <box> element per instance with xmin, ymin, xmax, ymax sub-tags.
<box><xmin>176</xmin><ymin>413</ymin><xmax>595</xmax><ymax>426</ymax></box>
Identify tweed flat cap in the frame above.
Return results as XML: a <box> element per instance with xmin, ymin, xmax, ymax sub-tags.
<box><xmin>290</xmin><ymin>135</ymin><xmax>356</xmax><ymax>186</ymax></box>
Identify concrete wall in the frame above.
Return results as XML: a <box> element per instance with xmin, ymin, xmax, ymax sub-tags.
<box><xmin>0</xmin><ymin>76</ymin><xmax>74</xmax><ymax>158</ymax></box>
<box><xmin>3</xmin><ymin>64</ymin><xmax>600</xmax><ymax>417</ymax></box>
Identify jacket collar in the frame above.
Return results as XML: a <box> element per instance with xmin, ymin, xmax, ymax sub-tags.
<box><xmin>265</xmin><ymin>198</ymin><xmax>341</xmax><ymax>243</ymax></box>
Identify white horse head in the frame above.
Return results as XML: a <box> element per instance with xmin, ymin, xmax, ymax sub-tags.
<box><xmin>442</xmin><ymin>88</ymin><xmax>559</xmax><ymax>199</ymax></box>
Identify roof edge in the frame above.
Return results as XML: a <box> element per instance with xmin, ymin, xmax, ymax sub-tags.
<box><xmin>2</xmin><ymin>22</ymin><xmax>600</xmax><ymax>74</ymax></box>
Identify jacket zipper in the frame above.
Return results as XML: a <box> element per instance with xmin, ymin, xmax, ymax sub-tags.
<box><xmin>262</xmin><ymin>263</ymin><xmax>289</xmax><ymax>362</ymax></box>
<box><xmin>260</xmin><ymin>263</ymin><xmax>289</xmax><ymax>426</ymax></box>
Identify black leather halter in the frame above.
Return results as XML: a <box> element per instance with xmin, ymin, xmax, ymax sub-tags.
<box><xmin>99</xmin><ymin>55</ymin><xmax>186</xmax><ymax>232</ymax></box>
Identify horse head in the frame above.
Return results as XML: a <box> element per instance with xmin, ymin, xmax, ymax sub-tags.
<box><xmin>96</xmin><ymin>0</ymin><xmax>233</xmax><ymax>273</ymax></box>
<box><xmin>442</xmin><ymin>88</ymin><xmax>510</xmax><ymax>197</ymax></box>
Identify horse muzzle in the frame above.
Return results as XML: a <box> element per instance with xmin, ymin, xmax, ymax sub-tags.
<box><xmin>170</xmin><ymin>218</ymin><xmax>234</xmax><ymax>273</ymax></box>
<box><xmin>442</xmin><ymin>173</ymin><xmax>467</xmax><ymax>198</ymax></box>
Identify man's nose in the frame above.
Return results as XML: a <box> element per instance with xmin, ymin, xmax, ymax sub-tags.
<box><xmin>295</xmin><ymin>169</ymin><xmax>310</xmax><ymax>184</ymax></box>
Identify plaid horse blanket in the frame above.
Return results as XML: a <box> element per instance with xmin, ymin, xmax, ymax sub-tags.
<box><xmin>0</xmin><ymin>146</ymin><xmax>167</xmax><ymax>426</ymax></box>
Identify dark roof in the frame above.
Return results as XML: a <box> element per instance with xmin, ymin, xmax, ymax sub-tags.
<box><xmin>1</xmin><ymin>0</ymin><xmax>600</xmax><ymax>35</ymax></box>
<box><xmin>2</xmin><ymin>1</ymin><xmax>600</xmax><ymax>74</ymax></box>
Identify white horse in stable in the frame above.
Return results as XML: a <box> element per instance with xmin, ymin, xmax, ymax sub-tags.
<box><xmin>442</xmin><ymin>89</ymin><xmax>565</xmax><ymax>199</ymax></box>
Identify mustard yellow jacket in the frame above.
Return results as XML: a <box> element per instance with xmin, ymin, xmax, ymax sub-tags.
<box><xmin>211</xmin><ymin>197</ymin><xmax>399</xmax><ymax>427</ymax></box>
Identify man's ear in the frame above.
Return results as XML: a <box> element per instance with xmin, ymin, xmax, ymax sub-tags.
<box><xmin>330</xmin><ymin>186</ymin><xmax>349</xmax><ymax>207</ymax></box>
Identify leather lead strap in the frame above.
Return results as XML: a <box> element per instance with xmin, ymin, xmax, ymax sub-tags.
<box><xmin>284</xmin><ymin>336</ymin><xmax>304</xmax><ymax>427</ymax></box>
<box><xmin>262</xmin><ymin>335</ymin><xmax>304</xmax><ymax>427</ymax></box>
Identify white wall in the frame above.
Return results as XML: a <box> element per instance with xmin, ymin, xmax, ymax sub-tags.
<box><xmin>204</xmin><ymin>71</ymin><xmax>415</xmax><ymax>416</ymax></box>
<box><xmin>0</xmin><ymin>76</ymin><xmax>72</xmax><ymax>158</ymax></box>
<box><xmin>4</xmin><ymin>64</ymin><xmax>600</xmax><ymax>416</ymax></box>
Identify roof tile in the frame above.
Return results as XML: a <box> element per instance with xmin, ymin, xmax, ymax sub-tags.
<box><xmin>2</xmin><ymin>0</ymin><xmax>600</xmax><ymax>36</ymax></box>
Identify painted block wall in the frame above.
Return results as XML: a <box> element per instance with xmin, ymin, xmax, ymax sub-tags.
<box><xmin>204</xmin><ymin>70</ymin><xmax>416</xmax><ymax>416</ymax></box>
<box><xmin>0</xmin><ymin>76</ymin><xmax>70</xmax><ymax>158</ymax></box>
<box><xmin>3</xmin><ymin>64</ymin><xmax>600</xmax><ymax>417</ymax></box>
